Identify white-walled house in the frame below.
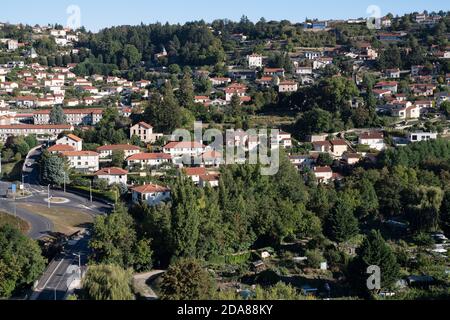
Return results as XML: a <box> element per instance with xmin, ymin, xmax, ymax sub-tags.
<box><xmin>94</xmin><ymin>167</ymin><xmax>128</xmax><ymax>185</ymax></box>
<box><xmin>61</xmin><ymin>151</ymin><xmax>99</xmax><ymax>172</ymax></box>
<box><xmin>313</xmin><ymin>166</ymin><xmax>333</xmax><ymax>184</ymax></box>
<box><xmin>408</xmin><ymin>132</ymin><xmax>438</xmax><ymax>143</ymax></box>
<box><xmin>163</xmin><ymin>141</ymin><xmax>206</xmax><ymax>157</ymax></box>
<box><xmin>126</xmin><ymin>153</ymin><xmax>172</xmax><ymax>169</ymax></box>
<box><xmin>56</xmin><ymin>134</ymin><xmax>83</xmax><ymax>151</ymax></box>
<box><xmin>129</xmin><ymin>122</ymin><xmax>163</xmax><ymax>144</ymax></box>
<box><xmin>96</xmin><ymin>144</ymin><xmax>141</xmax><ymax>159</ymax></box>
<box><xmin>278</xmin><ymin>81</ymin><xmax>298</xmax><ymax>93</ymax></box>
<box><xmin>358</xmin><ymin>132</ymin><xmax>385</xmax><ymax>151</ymax></box>
<box><xmin>247</xmin><ymin>54</ymin><xmax>263</xmax><ymax>68</ymax></box>
<box><xmin>183</xmin><ymin>167</ymin><xmax>208</xmax><ymax>185</ymax></box>
<box><xmin>131</xmin><ymin>184</ymin><xmax>171</xmax><ymax>206</ymax></box>
<box><xmin>0</xmin><ymin>124</ymin><xmax>73</xmax><ymax>142</ymax></box>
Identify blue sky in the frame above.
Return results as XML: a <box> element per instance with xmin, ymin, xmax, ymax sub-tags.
<box><xmin>0</xmin><ymin>0</ymin><xmax>448</xmax><ymax>32</ymax></box>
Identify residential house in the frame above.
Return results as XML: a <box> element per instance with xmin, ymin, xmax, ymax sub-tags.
<box><xmin>33</xmin><ymin>108</ymin><xmax>103</xmax><ymax>126</ymax></box>
<box><xmin>295</xmin><ymin>67</ymin><xmax>313</xmax><ymax>75</ymax></box>
<box><xmin>408</xmin><ymin>132</ymin><xmax>438</xmax><ymax>143</ymax></box>
<box><xmin>0</xmin><ymin>124</ymin><xmax>73</xmax><ymax>142</ymax></box>
<box><xmin>375</xmin><ymin>81</ymin><xmax>398</xmax><ymax>94</ymax></box>
<box><xmin>343</xmin><ymin>153</ymin><xmax>362</xmax><ymax>165</ymax></box>
<box><xmin>278</xmin><ymin>81</ymin><xmax>298</xmax><ymax>93</ymax></box>
<box><xmin>163</xmin><ymin>141</ymin><xmax>206</xmax><ymax>157</ymax></box>
<box><xmin>247</xmin><ymin>54</ymin><xmax>263</xmax><ymax>68</ymax></box>
<box><xmin>313</xmin><ymin>141</ymin><xmax>332</xmax><ymax>153</ymax></box>
<box><xmin>313</xmin><ymin>57</ymin><xmax>333</xmax><ymax>69</ymax></box>
<box><xmin>96</xmin><ymin>144</ymin><xmax>141</xmax><ymax>159</ymax></box>
<box><xmin>210</xmin><ymin>77</ymin><xmax>231</xmax><ymax>86</ymax></box>
<box><xmin>384</xmin><ymin>68</ymin><xmax>401</xmax><ymax>79</ymax></box>
<box><xmin>131</xmin><ymin>184</ymin><xmax>171</xmax><ymax>206</ymax></box>
<box><xmin>183</xmin><ymin>167</ymin><xmax>208</xmax><ymax>185</ymax></box>
<box><xmin>47</xmin><ymin>144</ymin><xmax>76</xmax><ymax>154</ymax></box>
<box><xmin>126</xmin><ymin>153</ymin><xmax>172</xmax><ymax>169</ymax></box>
<box><xmin>277</xmin><ymin>131</ymin><xmax>292</xmax><ymax>148</ymax></box>
<box><xmin>330</xmin><ymin>140</ymin><xmax>348</xmax><ymax>157</ymax></box>
<box><xmin>129</xmin><ymin>122</ymin><xmax>163</xmax><ymax>144</ymax></box>
<box><xmin>94</xmin><ymin>167</ymin><xmax>128</xmax><ymax>186</ymax></box>
<box><xmin>313</xmin><ymin>166</ymin><xmax>333</xmax><ymax>184</ymax></box>
<box><xmin>223</xmin><ymin>84</ymin><xmax>248</xmax><ymax>102</ymax></box>
<box><xmin>61</xmin><ymin>151</ymin><xmax>99</xmax><ymax>172</ymax></box>
<box><xmin>199</xmin><ymin>174</ymin><xmax>220</xmax><ymax>188</ymax></box>
<box><xmin>264</xmin><ymin>68</ymin><xmax>285</xmax><ymax>77</ymax></box>
<box><xmin>201</xmin><ymin>150</ymin><xmax>223</xmax><ymax>167</ymax></box>
<box><xmin>391</xmin><ymin>104</ymin><xmax>420</xmax><ymax>119</ymax></box>
<box><xmin>56</xmin><ymin>134</ymin><xmax>83</xmax><ymax>151</ymax></box>
<box><xmin>358</xmin><ymin>132</ymin><xmax>385</xmax><ymax>151</ymax></box>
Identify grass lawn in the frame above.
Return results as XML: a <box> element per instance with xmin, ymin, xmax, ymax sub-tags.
<box><xmin>1</xmin><ymin>160</ymin><xmax>24</xmax><ymax>181</ymax></box>
<box><xmin>0</xmin><ymin>212</ymin><xmax>30</xmax><ymax>234</ymax></box>
<box><xmin>17</xmin><ymin>204</ymin><xmax>94</xmax><ymax>236</ymax></box>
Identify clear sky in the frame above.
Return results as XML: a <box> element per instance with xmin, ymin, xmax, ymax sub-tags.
<box><xmin>0</xmin><ymin>0</ymin><xmax>448</xmax><ymax>32</ymax></box>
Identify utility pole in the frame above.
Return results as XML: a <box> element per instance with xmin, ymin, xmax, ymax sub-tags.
<box><xmin>89</xmin><ymin>180</ymin><xmax>92</xmax><ymax>203</ymax></box>
<box><xmin>48</xmin><ymin>184</ymin><xmax>51</xmax><ymax>208</ymax></box>
<box><xmin>63</xmin><ymin>172</ymin><xmax>66</xmax><ymax>193</ymax></box>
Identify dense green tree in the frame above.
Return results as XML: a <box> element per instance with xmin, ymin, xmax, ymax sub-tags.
<box><xmin>349</xmin><ymin>230</ymin><xmax>400</xmax><ymax>294</ymax></box>
<box><xmin>178</xmin><ymin>72</ymin><xmax>195</xmax><ymax>108</ymax></box>
<box><xmin>111</xmin><ymin>150</ymin><xmax>125</xmax><ymax>168</ymax></box>
<box><xmin>82</xmin><ymin>264</ymin><xmax>134</xmax><ymax>300</ymax></box>
<box><xmin>49</xmin><ymin>105</ymin><xmax>67</xmax><ymax>125</ymax></box>
<box><xmin>40</xmin><ymin>152</ymin><xmax>70</xmax><ymax>187</ymax></box>
<box><xmin>90</xmin><ymin>204</ymin><xmax>152</xmax><ymax>271</ymax></box>
<box><xmin>327</xmin><ymin>193</ymin><xmax>359</xmax><ymax>243</ymax></box>
<box><xmin>406</xmin><ymin>186</ymin><xmax>444</xmax><ymax>233</ymax></box>
<box><xmin>144</xmin><ymin>83</ymin><xmax>182</xmax><ymax>133</ymax></box>
<box><xmin>440</xmin><ymin>190</ymin><xmax>450</xmax><ymax>234</ymax></box>
<box><xmin>170</xmin><ymin>179</ymin><xmax>201</xmax><ymax>258</ymax></box>
<box><xmin>160</xmin><ymin>258</ymin><xmax>215</xmax><ymax>300</ymax></box>
<box><xmin>0</xmin><ymin>225</ymin><xmax>46</xmax><ymax>298</ymax></box>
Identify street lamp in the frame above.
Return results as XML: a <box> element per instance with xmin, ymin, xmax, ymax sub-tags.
<box><xmin>72</xmin><ymin>253</ymin><xmax>82</xmax><ymax>280</ymax></box>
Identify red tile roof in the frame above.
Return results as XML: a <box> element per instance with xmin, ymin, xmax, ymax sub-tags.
<box><xmin>359</xmin><ymin>132</ymin><xmax>384</xmax><ymax>140</ymax></box>
<box><xmin>48</xmin><ymin>144</ymin><xmax>75</xmax><ymax>152</ymax></box>
<box><xmin>131</xmin><ymin>184</ymin><xmax>170</xmax><ymax>194</ymax></box>
<box><xmin>184</xmin><ymin>167</ymin><xmax>207</xmax><ymax>176</ymax></box>
<box><xmin>66</xmin><ymin>134</ymin><xmax>82</xmax><ymax>142</ymax></box>
<box><xmin>134</xmin><ymin>121</ymin><xmax>153</xmax><ymax>129</ymax></box>
<box><xmin>127</xmin><ymin>153</ymin><xmax>172</xmax><ymax>161</ymax></box>
<box><xmin>61</xmin><ymin>151</ymin><xmax>99</xmax><ymax>157</ymax></box>
<box><xmin>97</xmin><ymin>144</ymin><xmax>140</xmax><ymax>152</ymax></box>
<box><xmin>94</xmin><ymin>167</ymin><xmax>128</xmax><ymax>176</ymax></box>
<box><xmin>314</xmin><ymin>166</ymin><xmax>332</xmax><ymax>173</ymax></box>
<box><xmin>164</xmin><ymin>141</ymin><xmax>205</xmax><ymax>149</ymax></box>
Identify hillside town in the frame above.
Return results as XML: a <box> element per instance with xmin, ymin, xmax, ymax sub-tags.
<box><xmin>0</xmin><ymin>8</ymin><xmax>450</xmax><ymax>303</ymax></box>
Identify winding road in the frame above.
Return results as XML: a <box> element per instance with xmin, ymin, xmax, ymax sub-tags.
<box><xmin>1</xmin><ymin>145</ymin><xmax>113</xmax><ymax>300</ymax></box>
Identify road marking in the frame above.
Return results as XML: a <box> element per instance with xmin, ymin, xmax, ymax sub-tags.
<box><xmin>39</xmin><ymin>258</ymin><xmax>65</xmax><ymax>290</ymax></box>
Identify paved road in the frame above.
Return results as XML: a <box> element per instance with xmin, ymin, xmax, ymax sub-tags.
<box><xmin>1</xmin><ymin>146</ymin><xmax>113</xmax><ymax>300</ymax></box>
<box><xmin>33</xmin><ymin>232</ymin><xmax>91</xmax><ymax>300</ymax></box>
<box><xmin>0</xmin><ymin>194</ymin><xmax>53</xmax><ymax>239</ymax></box>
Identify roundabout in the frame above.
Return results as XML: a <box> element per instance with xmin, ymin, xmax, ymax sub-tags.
<box><xmin>44</xmin><ymin>197</ymin><xmax>71</xmax><ymax>204</ymax></box>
